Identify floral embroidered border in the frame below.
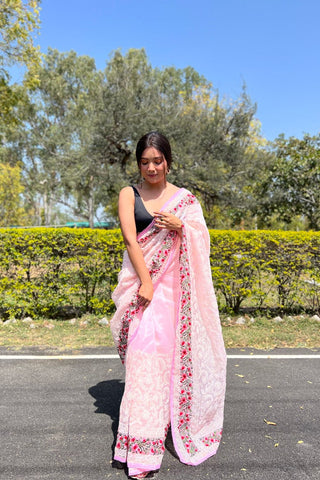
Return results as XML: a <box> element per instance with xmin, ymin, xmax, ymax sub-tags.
<box><xmin>175</xmin><ymin>194</ymin><xmax>199</xmax><ymax>456</ymax></box>
<box><xmin>115</xmin><ymin>424</ymin><xmax>170</xmax><ymax>456</ymax></box>
<box><xmin>200</xmin><ymin>430</ymin><xmax>223</xmax><ymax>447</ymax></box>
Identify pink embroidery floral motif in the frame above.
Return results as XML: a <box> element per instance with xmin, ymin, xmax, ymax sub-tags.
<box><xmin>116</xmin><ymin>424</ymin><xmax>170</xmax><ymax>456</ymax></box>
<box><xmin>200</xmin><ymin>430</ymin><xmax>223</xmax><ymax>447</ymax></box>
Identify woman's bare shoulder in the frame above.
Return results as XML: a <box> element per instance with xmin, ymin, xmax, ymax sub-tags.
<box><xmin>119</xmin><ymin>186</ymin><xmax>135</xmax><ymax>205</ymax></box>
<box><xmin>119</xmin><ymin>186</ymin><xmax>134</xmax><ymax>196</ymax></box>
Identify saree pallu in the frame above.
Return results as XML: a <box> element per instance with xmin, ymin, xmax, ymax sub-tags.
<box><xmin>111</xmin><ymin>188</ymin><xmax>226</xmax><ymax>474</ymax></box>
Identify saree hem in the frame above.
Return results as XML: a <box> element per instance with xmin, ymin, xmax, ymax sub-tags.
<box><xmin>113</xmin><ymin>455</ymin><xmax>162</xmax><ymax>471</ymax></box>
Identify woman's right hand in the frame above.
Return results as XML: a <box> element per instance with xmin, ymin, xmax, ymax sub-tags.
<box><xmin>138</xmin><ymin>281</ymin><xmax>154</xmax><ymax>309</ymax></box>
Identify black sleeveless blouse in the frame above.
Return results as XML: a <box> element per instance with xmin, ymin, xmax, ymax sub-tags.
<box><xmin>132</xmin><ymin>186</ymin><xmax>154</xmax><ymax>233</ymax></box>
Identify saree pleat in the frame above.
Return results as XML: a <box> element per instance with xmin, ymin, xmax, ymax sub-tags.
<box><xmin>111</xmin><ymin>188</ymin><xmax>226</xmax><ymax>474</ymax></box>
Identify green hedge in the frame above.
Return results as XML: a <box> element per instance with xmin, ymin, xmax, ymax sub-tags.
<box><xmin>0</xmin><ymin>228</ymin><xmax>124</xmax><ymax>318</ymax></box>
<box><xmin>210</xmin><ymin>230</ymin><xmax>320</xmax><ymax>313</ymax></box>
<box><xmin>0</xmin><ymin>228</ymin><xmax>320</xmax><ymax>318</ymax></box>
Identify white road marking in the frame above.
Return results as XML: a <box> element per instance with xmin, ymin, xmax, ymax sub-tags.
<box><xmin>0</xmin><ymin>354</ymin><xmax>120</xmax><ymax>360</ymax></box>
<box><xmin>0</xmin><ymin>354</ymin><xmax>319</xmax><ymax>360</ymax></box>
<box><xmin>227</xmin><ymin>354</ymin><xmax>320</xmax><ymax>359</ymax></box>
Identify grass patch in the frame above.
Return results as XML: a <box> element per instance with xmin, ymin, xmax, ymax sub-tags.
<box><xmin>221</xmin><ymin>315</ymin><xmax>320</xmax><ymax>349</ymax></box>
<box><xmin>0</xmin><ymin>315</ymin><xmax>114</xmax><ymax>351</ymax></box>
<box><xmin>0</xmin><ymin>314</ymin><xmax>319</xmax><ymax>351</ymax></box>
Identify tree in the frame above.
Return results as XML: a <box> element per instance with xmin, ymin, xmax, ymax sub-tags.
<box><xmin>0</xmin><ymin>162</ymin><xmax>25</xmax><ymax>225</ymax></box>
<box><xmin>86</xmin><ymin>49</ymin><xmax>212</xmax><ymax>216</ymax></box>
<box><xmin>20</xmin><ymin>49</ymin><xmax>106</xmax><ymax>226</ymax></box>
<box><xmin>9</xmin><ymin>47</ymin><xmax>268</xmax><ymax>228</ymax></box>
<box><xmin>165</xmin><ymin>85</ymin><xmax>271</xmax><ymax>228</ymax></box>
<box><xmin>255</xmin><ymin>134</ymin><xmax>320</xmax><ymax>230</ymax></box>
<box><xmin>0</xmin><ymin>0</ymin><xmax>41</xmax><ymax>128</ymax></box>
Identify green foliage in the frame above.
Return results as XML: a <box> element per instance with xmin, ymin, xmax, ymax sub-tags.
<box><xmin>1</xmin><ymin>229</ymin><xmax>320</xmax><ymax>318</ymax></box>
<box><xmin>2</xmin><ymin>47</ymin><xmax>272</xmax><ymax>228</ymax></box>
<box><xmin>0</xmin><ymin>0</ymin><xmax>41</xmax><ymax>128</ymax></box>
<box><xmin>2</xmin><ymin>45</ymin><xmax>319</xmax><ymax>231</ymax></box>
<box><xmin>255</xmin><ymin>134</ymin><xmax>320</xmax><ymax>230</ymax></box>
<box><xmin>0</xmin><ymin>162</ymin><xmax>25</xmax><ymax>225</ymax></box>
<box><xmin>210</xmin><ymin>230</ymin><xmax>320</xmax><ymax>313</ymax></box>
<box><xmin>210</xmin><ymin>231</ymin><xmax>262</xmax><ymax>312</ymax></box>
<box><xmin>0</xmin><ymin>0</ymin><xmax>41</xmax><ymax>73</ymax></box>
<box><xmin>0</xmin><ymin>228</ymin><xmax>124</xmax><ymax>318</ymax></box>
<box><xmin>20</xmin><ymin>49</ymin><xmax>107</xmax><ymax>226</ymax></box>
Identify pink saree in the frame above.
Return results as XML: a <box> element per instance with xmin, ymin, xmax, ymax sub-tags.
<box><xmin>110</xmin><ymin>188</ymin><xmax>226</xmax><ymax>476</ymax></box>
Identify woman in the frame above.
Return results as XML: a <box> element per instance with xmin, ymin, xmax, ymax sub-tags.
<box><xmin>110</xmin><ymin>132</ymin><xmax>226</xmax><ymax>479</ymax></box>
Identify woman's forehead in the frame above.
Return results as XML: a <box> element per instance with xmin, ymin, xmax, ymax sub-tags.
<box><xmin>141</xmin><ymin>147</ymin><xmax>163</xmax><ymax>158</ymax></box>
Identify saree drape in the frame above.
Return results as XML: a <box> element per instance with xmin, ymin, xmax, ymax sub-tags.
<box><xmin>110</xmin><ymin>188</ymin><xmax>226</xmax><ymax>474</ymax></box>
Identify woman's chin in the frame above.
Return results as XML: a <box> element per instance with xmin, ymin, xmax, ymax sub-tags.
<box><xmin>145</xmin><ymin>175</ymin><xmax>164</xmax><ymax>185</ymax></box>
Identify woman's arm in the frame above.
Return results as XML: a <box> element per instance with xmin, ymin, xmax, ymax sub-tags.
<box><xmin>118</xmin><ymin>187</ymin><xmax>153</xmax><ymax>307</ymax></box>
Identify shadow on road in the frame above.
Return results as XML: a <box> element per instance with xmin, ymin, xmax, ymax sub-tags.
<box><xmin>88</xmin><ymin>379</ymin><xmax>124</xmax><ymax>456</ymax></box>
<box><xmin>88</xmin><ymin>377</ymin><xmax>181</xmax><ymax>479</ymax></box>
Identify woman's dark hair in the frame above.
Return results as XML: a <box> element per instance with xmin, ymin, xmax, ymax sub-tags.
<box><xmin>136</xmin><ymin>131</ymin><xmax>172</xmax><ymax>169</ymax></box>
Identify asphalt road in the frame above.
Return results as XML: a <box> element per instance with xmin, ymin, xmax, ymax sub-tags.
<box><xmin>0</xmin><ymin>347</ymin><xmax>319</xmax><ymax>480</ymax></box>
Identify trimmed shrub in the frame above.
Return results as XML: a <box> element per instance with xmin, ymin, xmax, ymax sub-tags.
<box><xmin>0</xmin><ymin>228</ymin><xmax>320</xmax><ymax>317</ymax></box>
<box><xmin>0</xmin><ymin>228</ymin><xmax>124</xmax><ymax>318</ymax></box>
<box><xmin>210</xmin><ymin>230</ymin><xmax>320</xmax><ymax>313</ymax></box>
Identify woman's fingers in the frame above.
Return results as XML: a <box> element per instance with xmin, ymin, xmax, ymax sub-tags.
<box><xmin>154</xmin><ymin>212</ymin><xmax>181</xmax><ymax>231</ymax></box>
<box><xmin>154</xmin><ymin>212</ymin><xmax>169</xmax><ymax>227</ymax></box>
<box><xmin>138</xmin><ymin>283</ymin><xmax>153</xmax><ymax>308</ymax></box>
<box><xmin>138</xmin><ymin>296</ymin><xmax>151</xmax><ymax>310</ymax></box>
<box><xmin>139</xmin><ymin>296</ymin><xmax>150</xmax><ymax>304</ymax></box>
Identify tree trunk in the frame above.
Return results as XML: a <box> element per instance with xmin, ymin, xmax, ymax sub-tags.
<box><xmin>88</xmin><ymin>175</ymin><xmax>94</xmax><ymax>228</ymax></box>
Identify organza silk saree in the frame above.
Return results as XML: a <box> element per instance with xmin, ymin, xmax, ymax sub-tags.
<box><xmin>111</xmin><ymin>188</ymin><xmax>226</xmax><ymax>474</ymax></box>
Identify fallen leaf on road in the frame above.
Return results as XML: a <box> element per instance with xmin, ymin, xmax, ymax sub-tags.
<box><xmin>274</xmin><ymin>443</ymin><xmax>279</xmax><ymax>447</ymax></box>
<box><xmin>235</xmin><ymin>374</ymin><xmax>244</xmax><ymax>377</ymax></box>
<box><xmin>297</xmin><ymin>440</ymin><xmax>304</xmax><ymax>444</ymax></box>
<box><xmin>264</xmin><ymin>419</ymin><xmax>277</xmax><ymax>426</ymax></box>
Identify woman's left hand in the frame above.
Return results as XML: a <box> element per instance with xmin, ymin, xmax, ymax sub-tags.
<box><xmin>154</xmin><ymin>211</ymin><xmax>183</xmax><ymax>232</ymax></box>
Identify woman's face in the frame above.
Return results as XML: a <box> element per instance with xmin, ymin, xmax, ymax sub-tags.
<box><xmin>139</xmin><ymin>147</ymin><xmax>168</xmax><ymax>185</ymax></box>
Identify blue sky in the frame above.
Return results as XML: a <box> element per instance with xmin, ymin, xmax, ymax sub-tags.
<box><xmin>30</xmin><ymin>0</ymin><xmax>320</xmax><ymax>141</ymax></box>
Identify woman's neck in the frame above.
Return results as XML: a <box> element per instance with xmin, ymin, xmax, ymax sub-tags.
<box><xmin>140</xmin><ymin>180</ymin><xmax>168</xmax><ymax>195</ymax></box>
